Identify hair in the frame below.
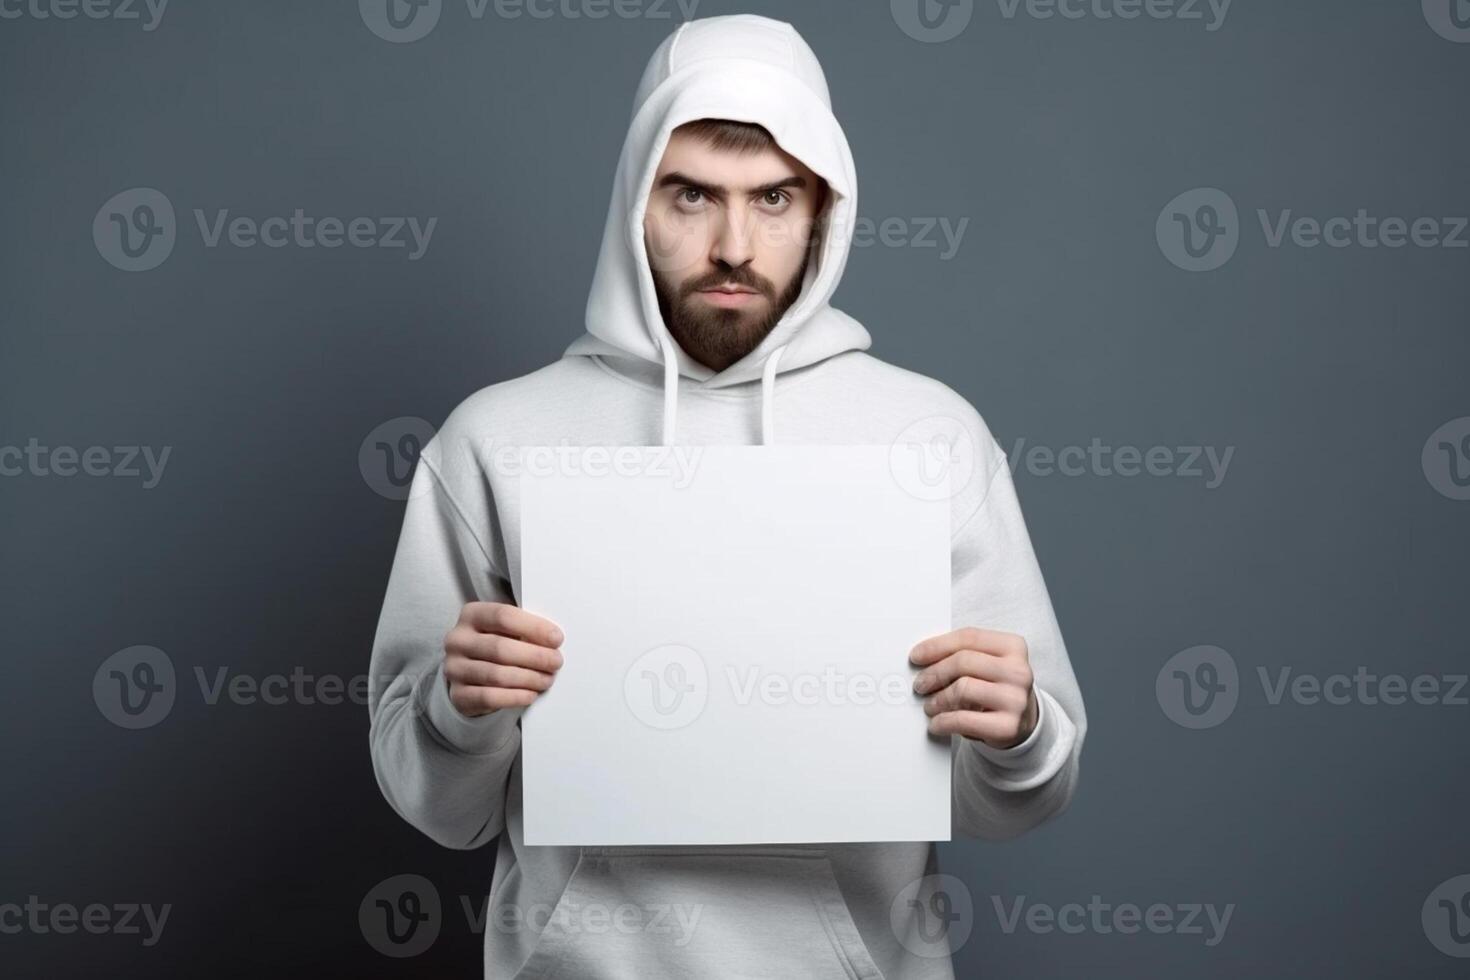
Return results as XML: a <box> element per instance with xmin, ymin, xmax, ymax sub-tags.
<box><xmin>673</xmin><ymin>118</ymin><xmax>780</xmax><ymax>155</ymax></box>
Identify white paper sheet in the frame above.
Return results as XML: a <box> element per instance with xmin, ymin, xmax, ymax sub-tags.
<box><xmin>519</xmin><ymin>445</ymin><xmax>951</xmax><ymax>846</ymax></box>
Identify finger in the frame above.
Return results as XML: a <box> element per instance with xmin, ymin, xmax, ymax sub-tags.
<box><xmin>447</xmin><ymin>655</ymin><xmax>555</xmax><ymax>692</ymax></box>
<box><xmin>909</xmin><ymin>627</ymin><xmax>1024</xmax><ymax>666</ymax></box>
<box><xmin>461</xmin><ymin>603</ymin><xmax>564</xmax><ymax>647</ymax></box>
<box><xmin>928</xmin><ymin>709</ymin><xmax>1023</xmax><ymax>744</ymax></box>
<box><xmin>911</xmin><ymin>650</ymin><xmax>1013</xmax><ymax>696</ymax></box>
<box><xmin>923</xmin><ymin>676</ymin><xmax>1028</xmax><ymax>716</ymax></box>
<box><xmin>448</xmin><ymin>630</ymin><xmax>564</xmax><ymax>672</ymax></box>
<box><xmin>450</xmin><ymin>684</ymin><xmax>538</xmax><ymax>716</ymax></box>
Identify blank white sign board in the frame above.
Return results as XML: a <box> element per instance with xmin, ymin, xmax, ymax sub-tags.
<box><xmin>519</xmin><ymin>445</ymin><xmax>951</xmax><ymax>846</ymax></box>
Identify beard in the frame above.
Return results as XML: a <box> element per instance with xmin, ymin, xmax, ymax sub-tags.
<box><xmin>650</xmin><ymin>251</ymin><xmax>812</xmax><ymax>372</ymax></box>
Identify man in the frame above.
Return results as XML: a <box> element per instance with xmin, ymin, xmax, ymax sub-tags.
<box><xmin>368</xmin><ymin>14</ymin><xmax>1086</xmax><ymax>978</ymax></box>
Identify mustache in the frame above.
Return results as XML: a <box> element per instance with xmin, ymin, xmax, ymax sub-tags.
<box><xmin>680</xmin><ymin>266</ymin><xmax>774</xmax><ymax>300</ymax></box>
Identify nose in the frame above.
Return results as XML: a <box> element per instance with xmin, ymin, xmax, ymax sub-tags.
<box><xmin>710</xmin><ymin>203</ymin><xmax>756</xmax><ymax>269</ymax></box>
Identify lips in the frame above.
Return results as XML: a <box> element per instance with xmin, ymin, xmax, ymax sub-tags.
<box><xmin>695</xmin><ymin>285</ymin><xmax>762</xmax><ymax>308</ymax></box>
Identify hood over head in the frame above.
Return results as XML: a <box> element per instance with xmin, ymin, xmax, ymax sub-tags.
<box><xmin>563</xmin><ymin>14</ymin><xmax>870</xmax><ymax>444</ymax></box>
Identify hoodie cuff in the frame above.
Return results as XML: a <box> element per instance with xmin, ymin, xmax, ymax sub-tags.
<box><xmin>418</xmin><ymin>661</ymin><xmax>521</xmax><ymax>757</ymax></box>
<box><xmin>962</xmin><ymin>686</ymin><xmax>1072</xmax><ymax>791</ymax></box>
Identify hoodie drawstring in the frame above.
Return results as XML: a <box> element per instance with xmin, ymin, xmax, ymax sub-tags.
<box><xmin>657</xmin><ymin>338</ymin><xmax>789</xmax><ymax>448</ymax></box>
<box><xmin>657</xmin><ymin>334</ymin><xmax>680</xmax><ymax>447</ymax></box>
<box><xmin>759</xmin><ymin>344</ymin><xmax>787</xmax><ymax>446</ymax></box>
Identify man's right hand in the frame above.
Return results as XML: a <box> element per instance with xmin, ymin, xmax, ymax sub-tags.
<box><xmin>443</xmin><ymin>602</ymin><xmax>565</xmax><ymax>718</ymax></box>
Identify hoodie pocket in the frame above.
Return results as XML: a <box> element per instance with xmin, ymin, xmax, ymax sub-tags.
<box><xmin>511</xmin><ymin>847</ymin><xmax>886</xmax><ymax>980</ymax></box>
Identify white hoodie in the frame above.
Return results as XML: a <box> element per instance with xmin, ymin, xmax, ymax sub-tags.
<box><xmin>368</xmin><ymin>14</ymin><xmax>1086</xmax><ymax>978</ymax></box>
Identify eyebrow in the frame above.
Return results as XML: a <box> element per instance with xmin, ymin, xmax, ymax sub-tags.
<box><xmin>654</xmin><ymin>171</ymin><xmax>808</xmax><ymax>202</ymax></box>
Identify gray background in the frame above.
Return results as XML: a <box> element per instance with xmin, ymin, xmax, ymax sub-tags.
<box><xmin>2</xmin><ymin>0</ymin><xmax>1468</xmax><ymax>976</ymax></box>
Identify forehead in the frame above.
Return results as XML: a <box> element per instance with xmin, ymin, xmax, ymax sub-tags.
<box><xmin>652</xmin><ymin>130</ymin><xmax>817</xmax><ymax>188</ymax></box>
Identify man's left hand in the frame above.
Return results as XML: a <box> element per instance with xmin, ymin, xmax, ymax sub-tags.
<box><xmin>909</xmin><ymin>628</ymin><xmax>1038</xmax><ymax>750</ymax></box>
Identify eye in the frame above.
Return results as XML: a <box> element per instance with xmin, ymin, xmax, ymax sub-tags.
<box><xmin>759</xmin><ymin>189</ymin><xmax>792</xmax><ymax>211</ymax></box>
<box><xmin>676</xmin><ymin>188</ymin><xmax>706</xmax><ymax>207</ymax></box>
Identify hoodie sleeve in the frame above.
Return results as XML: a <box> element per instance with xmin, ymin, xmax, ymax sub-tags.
<box><xmin>948</xmin><ymin>441</ymin><xmax>1087</xmax><ymax>840</ymax></box>
<box><xmin>367</xmin><ymin>443</ymin><xmax>522</xmax><ymax>851</ymax></box>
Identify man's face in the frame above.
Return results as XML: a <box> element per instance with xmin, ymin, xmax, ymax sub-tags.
<box><xmin>643</xmin><ymin>128</ymin><xmax>827</xmax><ymax>372</ymax></box>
